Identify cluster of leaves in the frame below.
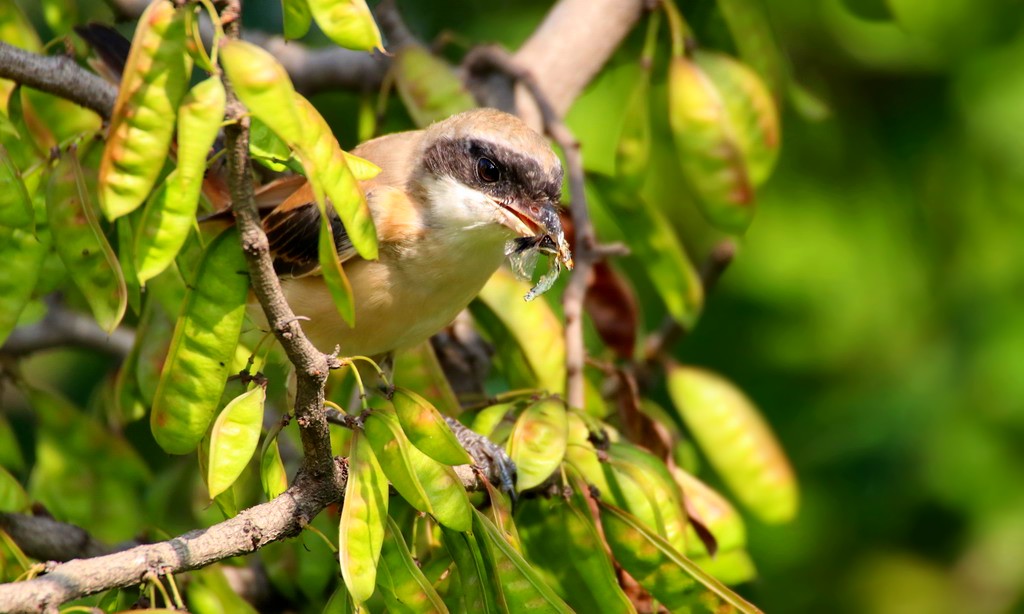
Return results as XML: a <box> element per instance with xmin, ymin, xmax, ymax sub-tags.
<box><xmin>0</xmin><ymin>0</ymin><xmax>811</xmax><ymax>611</ymax></box>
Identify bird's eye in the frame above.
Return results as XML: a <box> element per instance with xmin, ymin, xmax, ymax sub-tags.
<box><xmin>477</xmin><ymin>157</ymin><xmax>500</xmax><ymax>183</ymax></box>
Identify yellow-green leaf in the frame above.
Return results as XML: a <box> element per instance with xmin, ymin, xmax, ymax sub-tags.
<box><xmin>392</xmin><ymin>387</ymin><xmax>471</xmax><ymax>466</ymax></box>
<box><xmin>666</xmin><ymin>365</ymin><xmax>798</xmax><ymax>524</ymax></box>
<box><xmin>219</xmin><ymin>39</ymin><xmax>304</xmax><ymax>145</ymax></box>
<box><xmin>339</xmin><ymin>429</ymin><xmax>389</xmax><ymax>604</ymax></box>
<box><xmin>506</xmin><ymin>398</ymin><xmax>567</xmax><ymax>492</ymax></box>
<box><xmin>308</xmin><ymin>0</ymin><xmax>383</xmax><ymax>52</ymax></box>
<box><xmin>99</xmin><ymin>0</ymin><xmax>191</xmax><ymax>219</ymax></box>
<box><xmin>150</xmin><ymin>229</ymin><xmax>249</xmax><ymax>454</ymax></box>
<box><xmin>282</xmin><ymin>0</ymin><xmax>313</xmax><ymax>39</ymax></box>
<box><xmin>475</xmin><ymin>269</ymin><xmax>565</xmax><ymax>393</ymax></box>
<box><xmin>393</xmin><ymin>45</ymin><xmax>476</xmax><ymax>128</ymax></box>
<box><xmin>294</xmin><ymin>93</ymin><xmax>378</xmax><ymax>260</ymax></box>
<box><xmin>207</xmin><ymin>386</ymin><xmax>266</xmax><ymax>499</ymax></box>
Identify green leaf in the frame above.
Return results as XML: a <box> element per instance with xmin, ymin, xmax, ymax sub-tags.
<box><xmin>597</xmin><ymin>500</ymin><xmax>762</xmax><ymax>614</ymax></box>
<box><xmin>0</xmin><ymin>225</ymin><xmax>48</xmax><ymax>346</ymax></box>
<box><xmin>98</xmin><ymin>0</ymin><xmax>191</xmax><ymax>219</ymax></box>
<box><xmin>378</xmin><ymin>517</ymin><xmax>450</xmax><ymax>613</ymax></box>
<box><xmin>506</xmin><ymin>398</ymin><xmax>567</xmax><ymax>492</ymax></box>
<box><xmin>260</xmin><ymin>431</ymin><xmax>289</xmax><ymax>501</ymax></box>
<box><xmin>695</xmin><ymin>51</ymin><xmax>780</xmax><ymax>186</ymax></box>
<box><xmin>393</xmin><ymin>45</ymin><xmax>477</xmax><ymax>128</ymax></box>
<box><xmin>472</xmin><ymin>510</ymin><xmax>573</xmax><ymax>614</ymax></box>
<box><xmin>605</xmin><ymin>442</ymin><xmax>689</xmax><ymax>553</ymax></box>
<box><xmin>220</xmin><ymin>40</ymin><xmax>304</xmax><ymax>146</ymax></box>
<box><xmin>441</xmin><ymin>526</ymin><xmax>500</xmax><ymax>614</ymax></box>
<box><xmin>666</xmin><ymin>365</ymin><xmax>798</xmax><ymax>524</ymax></box>
<box><xmin>516</xmin><ymin>494</ymin><xmax>636</xmax><ymax>614</ymax></box>
<box><xmin>150</xmin><ymin>228</ymin><xmax>249</xmax><ymax>455</ymax></box>
<box><xmin>364</xmin><ymin>410</ymin><xmax>432</xmax><ymax>511</ymax></box>
<box><xmin>282</xmin><ymin>0</ymin><xmax>313</xmax><ymax>39</ymax></box>
<box><xmin>135</xmin><ymin>76</ymin><xmax>225</xmax><ymax>284</ymax></box>
<box><xmin>392</xmin><ymin>341</ymin><xmax>461</xmax><ymax>416</ymax></box>
<box><xmin>474</xmin><ymin>269</ymin><xmax>565</xmax><ymax>394</ymax></box>
<box><xmin>318</xmin><ymin>213</ymin><xmax>356</xmax><ymax>326</ymax></box>
<box><xmin>207</xmin><ymin>386</ymin><xmax>266</xmax><ymax>499</ymax></box>
<box><xmin>0</xmin><ymin>466</ymin><xmax>29</xmax><ymax>513</ymax></box>
<box><xmin>339</xmin><ymin>429</ymin><xmax>389</xmax><ymax>604</ymax></box>
<box><xmin>588</xmin><ymin>175</ymin><xmax>703</xmax><ymax>328</ymax></box>
<box><xmin>294</xmin><ymin>93</ymin><xmax>378</xmax><ymax>260</ymax></box>
<box><xmin>365</xmin><ymin>410</ymin><xmax>472</xmax><ymax>531</ymax></box>
<box><xmin>308</xmin><ymin>0</ymin><xmax>383</xmax><ymax>52</ymax></box>
<box><xmin>672</xmin><ymin>466</ymin><xmax>746</xmax><ymax>557</ymax></box>
<box><xmin>46</xmin><ymin>148</ymin><xmax>128</xmax><ymax>333</ymax></box>
<box><xmin>392</xmin><ymin>387</ymin><xmax>472</xmax><ymax>466</ymax></box>
<box><xmin>0</xmin><ymin>143</ymin><xmax>33</xmax><ymax>229</ymax></box>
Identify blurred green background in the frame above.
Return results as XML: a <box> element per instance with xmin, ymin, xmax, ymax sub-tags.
<box><xmin>400</xmin><ymin>0</ymin><xmax>1024</xmax><ymax>611</ymax></box>
<box><xmin>11</xmin><ymin>0</ymin><xmax>1024</xmax><ymax>611</ymax></box>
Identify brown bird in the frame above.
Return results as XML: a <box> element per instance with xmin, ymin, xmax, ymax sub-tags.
<box><xmin>249</xmin><ymin>107</ymin><xmax>567</xmax><ymax>360</ymax></box>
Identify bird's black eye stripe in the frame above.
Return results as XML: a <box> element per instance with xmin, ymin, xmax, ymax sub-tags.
<box><xmin>477</xmin><ymin>157</ymin><xmax>500</xmax><ymax>183</ymax></box>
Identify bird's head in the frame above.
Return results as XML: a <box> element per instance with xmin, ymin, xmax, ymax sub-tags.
<box><xmin>411</xmin><ymin>108</ymin><xmax>564</xmax><ymax>241</ymax></box>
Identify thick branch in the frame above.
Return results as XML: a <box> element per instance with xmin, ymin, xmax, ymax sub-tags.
<box><xmin>0</xmin><ymin>42</ymin><xmax>116</xmax><ymax>120</ymax></box>
<box><xmin>512</xmin><ymin>0</ymin><xmax>645</xmax><ymax>127</ymax></box>
<box><xmin>0</xmin><ymin>514</ymin><xmax>115</xmax><ymax>562</ymax></box>
<box><xmin>0</xmin><ymin>472</ymin><xmax>343</xmax><ymax>614</ymax></box>
<box><xmin>1</xmin><ymin>301</ymin><xmax>134</xmax><ymax>359</ymax></box>
<box><xmin>234</xmin><ymin>32</ymin><xmax>387</xmax><ymax>96</ymax></box>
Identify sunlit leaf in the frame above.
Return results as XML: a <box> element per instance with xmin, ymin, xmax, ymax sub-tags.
<box><xmin>394</xmin><ymin>45</ymin><xmax>477</xmax><ymax>128</ymax></box>
<box><xmin>340</xmin><ymin>429</ymin><xmax>389</xmax><ymax>604</ymax></box>
<box><xmin>506</xmin><ymin>398</ymin><xmax>567</xmax><ymax>492</ymax></box>
<box><xmin>207</xmin><ymin>386</ymin><xmax>266</xmax><ymax>499</ymax></box>
<box><xmin>472</xmin><ymin>510</ymin><xmax>573</xmax><ymax>613</ymax></box>
<box><xmin>666</xmin><ymin>365</ymin><xmax>798</xmax><ymax>524</ymax></box>
<box><xmin>98</xmin><ymin>0</ymin><xmax>191</xmax><ymax>219</ymax></box>
<box><xmin>308</xmin><ymin>0</ymin><xmax>383</xmax><ymax>52</ymax></box>
<box><xmin>392</xmin><ymin>387</ymin><xmax>472</xmax><ymax>466</ymax></box>
<box><xmin>597</xmin><ymin>500</ymin><xmax>762</xmax><ymax>614</ymax></box>
<box><xmin>47</xmin><ymin>147</ymin><xmax>128</xmax><ymax>333</ymax></box>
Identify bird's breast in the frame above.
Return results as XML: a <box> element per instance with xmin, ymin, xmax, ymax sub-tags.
<box><xmin>279</xmin><ymin>222</ymin><xmax>509</xmax><ymax>358</ymax></box>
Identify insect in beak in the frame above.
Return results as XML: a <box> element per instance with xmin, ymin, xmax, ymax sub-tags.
<box><xmin>502</xmin><ymin>200</ymin><xmax>574</xmax><ymax>301</ymax></box>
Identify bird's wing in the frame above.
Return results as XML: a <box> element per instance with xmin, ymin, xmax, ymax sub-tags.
<box><xmin>259</xmin><ymin>178</ymin><xmax>359</xmax><ymax>278</ymax></box>
<box><xmin>200</xmin><ymin>129</ymin><xmax>427</xmax><ymax>277</ymax></box>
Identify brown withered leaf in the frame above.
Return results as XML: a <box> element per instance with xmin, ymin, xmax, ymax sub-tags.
<box><xmin>585</xmin><ymin>261</ymin><xmax>639</xmax><ymax>361</ymax></box>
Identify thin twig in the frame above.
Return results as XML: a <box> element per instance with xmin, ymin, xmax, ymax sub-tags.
<box><xmin>464</xmin><ymin>45</ymin><xmax>597</xmax><ymax>410</ymax></box>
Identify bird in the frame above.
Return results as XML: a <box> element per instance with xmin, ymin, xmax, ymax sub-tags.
<box><xmin>249</xmin><ymin>107</ymin><xmax>567</xmax><ymax>361</ymax></box>
<box><xmin>73</xmin><ymin>22</ymin><xmax>569</xmax><ymax>363</ymax></box>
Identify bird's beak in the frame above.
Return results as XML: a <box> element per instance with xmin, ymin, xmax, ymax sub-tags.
<box><xmin>494</xmin><ymin>198</ymin><xmax>558</xmax><ymax>238</ymax></box>
<box><xmin>496</xmin><ymin>198</ymin><xmax>574</xmax><ymax>271</ymax></box>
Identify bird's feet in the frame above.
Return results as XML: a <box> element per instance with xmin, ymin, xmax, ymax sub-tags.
<box><xmin>444</xmin><ymin>416</ymin><xmax>517</xmax><ymax>497</ymax></box>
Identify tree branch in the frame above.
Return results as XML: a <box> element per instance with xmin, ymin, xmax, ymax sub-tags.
<box><xmin>512</xmin><ymin>0</ymin><xmax>646</xmax><ymax>128</ymax></box>
<box><xmin>219</xmin><ymin>7</ymin><xmax>337</xmax><ymax>482</ymax></box>
<box><xmin>231</xmin><ymin>32</ymin><xmax>387</xmax><ymax>97</ymax></box>
<box><xmin>0</xmin><ymin>513</ymin><xmax>116</xmax><ymax>562</ymax></box>
<box><xmin>0</xmin><ymin>471</ymin><xmax>344</xmax><ymax>614</ymax></box>
<box><xmin>0</xmin><ymin>299</ymin><xmax>134</xmax><ymax>359</ymax></box>
<box><xmin>0</xmin><ymin>42</ymin><xmax>116</xmax><ymax>120</ymax></box>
